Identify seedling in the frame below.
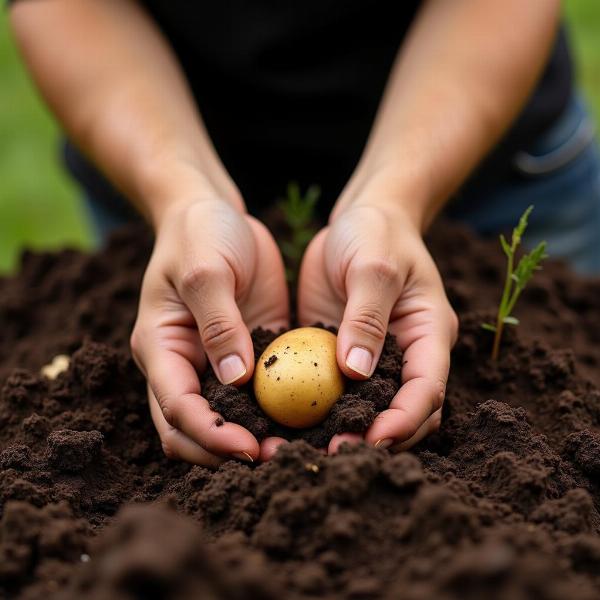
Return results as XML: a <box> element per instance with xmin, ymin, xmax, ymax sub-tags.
<box><xmin>278</xmin><ymin>182</ymin><xmax>320</xmax><ymax>283</ymax></box>
<box><xmin>482</xmin><ymin>206</ymin><xmax>548</xmax><ymax>361</ymax></box>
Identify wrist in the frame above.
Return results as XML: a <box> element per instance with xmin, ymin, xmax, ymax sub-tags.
<box><xmin>332</xmin><ymin>164</ymin><xmax>438</xmax><ymax>233</ymax></box>
<box><xmin>135</xmin><ymin>158</ymin><xmax>245</xmax><ymax>230</ymax></box>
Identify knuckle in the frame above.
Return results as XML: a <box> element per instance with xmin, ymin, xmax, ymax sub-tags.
<box><xmin>371</xmin><ymin>259</ymin><xmax>399</xmax><ymax>283</ymax></box>
<box><xmin>155</xmin><ymin>391</ymin><xmax>179</xmax><ymax>429</ymax></box>
<box><xmin>181</xmin><ymin>263</ymin><xmax>222</xmax><ymax>293</ymax></box>
<box><xmin>348</xmin><ymin>304</ymin><xmax>388</xmax><ymax>340</ymax></box>
<box><xmin>129</xmin><ymin>327</ymin><xmax>142</xmax><ymax>356</ymax></box>
<box><xmin>449</xmin><ymin>309</ymin><xmax>460</xmax><ymax>340</ymax></box>
<box><xmin>353</xmin><ymin>258</ymin><xmax>399</xmax><ymax>285</ymax></box>
<box><xmin>409</xmin><ymin>414</ymin><xmax>424</xmax><ymax>439</ymax></box>
<box><xmin>200</xmin><ymin>314</ymin><xmax>238</xmax><ymax>350</ymax></box>
<box><xmin>429</xmin><ymin>410</ymin><xmax>442</xmax><ymax>433</ymax></box>
<box><xmin>160</xmin><ymin>433</ymin><xmax>179</xmax><ymax>460</ymax></box>
<box><xmin>432</xmin><ymin>378</ymin><xmax>447</xmax><ymax>412</ymax></box>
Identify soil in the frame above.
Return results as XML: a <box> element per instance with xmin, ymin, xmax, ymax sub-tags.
<box><xmin>1</xmin><ymin>220</ymin><xmax>600</xmax><ymax>599</ymax></box>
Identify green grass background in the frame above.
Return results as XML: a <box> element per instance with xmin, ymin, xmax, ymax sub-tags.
<box><xmin>0</xmin><ymin>3</ymin><xmax>599</xmax><ymax>273</ymax></box>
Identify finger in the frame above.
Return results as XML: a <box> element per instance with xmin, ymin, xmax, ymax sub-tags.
<box><xmin>137</xmin><ymin>333</ymin><xmax>259</xmax><ymax>459</ymax></box>
<box><xmin>337</xmin><ymin>258</ymin><xmax>400</xmax><ymax>379</ymax></box>
<box><xmin>365</xmin><ymin>328</ymin><xmax>451</xmax><ymax>447</ymax></box>
<box><xmin>242</xmin><ymin>217</ymin><xmax>290</xmax><ymax>331</ymax></box>
<box><xmin>328</xmin><ymin>433</ymin><xmax>363</xmax><ymax>454</ymax></box>
<box><xmin>177</xmin><ymin>261</ymin><xmax>254</xmax><ymax>386</ymax></box>
<box><xmin>148</xmin><ymin>385</ymin><xmax>224</xmax><ymax>467</ymax></box>
<box><xmin>389</xmin><ymin>409</ymin><xmax>442</xmax><ymax>452</ymax></box>
<box><xmin>149</xmin><ymin>350</ymin><xmax>259</xmax><ymax>459</ymax></box>
<box><xmin>259</xmin><ymin>436</ymin><xmax>289</xmax><ymax>462</ymax></box>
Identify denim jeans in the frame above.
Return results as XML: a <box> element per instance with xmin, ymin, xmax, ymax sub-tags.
<box><xmin>447</xmin><ymin>95</ymin><xmax>600</xmax><ymax>274</ymax></box>
<box><xmin>83</xmin><ymin>94</ymin><xmax>600</xmax><ymax>275</ymax></box>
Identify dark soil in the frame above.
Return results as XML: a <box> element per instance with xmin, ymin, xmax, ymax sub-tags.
<box><xmin>1</xmin><ymin>221</ymin><xmax>600</xmax><ymax>599</ymax></box>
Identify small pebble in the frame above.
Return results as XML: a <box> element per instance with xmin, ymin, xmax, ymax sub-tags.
<box><xmin>40</xmin><ymin>354</ymin><xmax>70</xmax><ymax>380</ymax></box>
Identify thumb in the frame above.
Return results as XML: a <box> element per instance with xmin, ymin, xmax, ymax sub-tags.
<box><xmin>336</xmin><ymin>259</ymin><xmax>400</xmax><ymax>379</ymax></box>
<box><xmin>178</xmin><ymin>261</ymin><xmax>254</xmax><ymax>386</ymax></box>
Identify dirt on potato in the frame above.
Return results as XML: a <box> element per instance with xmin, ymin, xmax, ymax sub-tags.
<box><xmin>1</xmin><ymin>221</ymin><xmax>600</xmax><ymax>599</ymax></box>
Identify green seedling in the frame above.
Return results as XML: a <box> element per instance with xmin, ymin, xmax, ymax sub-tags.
<box><xmin>278</xmin><ymin>182</ymin><xmax>320</xmax><ymax>283</ymax></box>
<box><xmin>482</xmin><ymin>205</ymin><xmax>548</xmax><ymax>361</ymax></box>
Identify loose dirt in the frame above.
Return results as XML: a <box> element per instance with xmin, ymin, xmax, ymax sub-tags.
<box><xmin>1</xmin><ymin>221</ymin><xmax>600</xmax><ymax>599</ymax></box>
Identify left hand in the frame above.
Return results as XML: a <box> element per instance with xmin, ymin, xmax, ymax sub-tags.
<box><xmin>297</xmin><ymin>203</ymin><xmax>458</xmax><ymax>454</ymax></box>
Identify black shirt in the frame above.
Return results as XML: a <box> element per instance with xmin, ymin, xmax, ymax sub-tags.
<box><xmin>58</xmin><ymin>1</ymin><xmax>573</xmax><ymax>217</ymax></box>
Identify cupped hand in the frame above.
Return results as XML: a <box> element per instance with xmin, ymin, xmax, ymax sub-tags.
<box><xmin>130</xmin><ymin>198</ymin><xmax>289</xmax><ymax>465</ymax></box>
<box><xmin>298</xmin><ymin>204</ymin><xmax>458</xmax><ymax>454</ymax></box>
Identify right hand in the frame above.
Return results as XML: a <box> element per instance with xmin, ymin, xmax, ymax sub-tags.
<box><xmin>298</xmin><ymin>203</ymin><xmax>458</xmax><ymax>454</ymax></box>
<box><xmin>130</xmin><ymin>198</ymin><xmax>289</xmax><ymax>466</ymax></box>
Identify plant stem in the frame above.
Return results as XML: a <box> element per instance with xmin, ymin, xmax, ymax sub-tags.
<box><xmin>491</xmin><ymin>317</ymin><xmax>503</xmax><ymax>362</ymax></box>
<box><xmin>492</xmin><ymin>247</ymin><xmax>514</xmax><ymax>362</ymax></box>
<box><xmin>483</xmin><ymin>206</ymin><xmax>546</xmax><ymax>362</ymax></box>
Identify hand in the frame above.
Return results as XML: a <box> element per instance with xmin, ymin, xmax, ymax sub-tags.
<box><xmin>298</xmin><ymin>203</ymin><xmax>458</xmax><ymax>453</ymax></box>
<box><xmin>131</xmin><ymin>198</ymin><xmax>289</xmax><ymax>465</ymax></box>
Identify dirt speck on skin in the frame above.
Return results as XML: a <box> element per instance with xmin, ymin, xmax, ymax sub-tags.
<box><xmin>1</xmin><ymin>222</ymin><xmax>600</xmax><ymax>599</ymax></box>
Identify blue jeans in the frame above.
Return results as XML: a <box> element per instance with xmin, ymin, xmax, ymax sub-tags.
<box><xmin>447</xmin><ymin>95</ymin><xmax>600</xmax><ymax>274</ymax></box>
<box><xmin>83</xmin><ymin>94</ymin><xmax>600</xmax><ymax>274</ymax></box>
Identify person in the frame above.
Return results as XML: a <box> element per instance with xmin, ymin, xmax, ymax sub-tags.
<box><xmin>8</xmin><ymin>0</ymin><xmax>599</xmax><ymax>466</ymax></box>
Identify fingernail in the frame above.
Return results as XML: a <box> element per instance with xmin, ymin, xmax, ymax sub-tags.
<box><xmin>346</xmin><ymin>346</ymin><xmax>374</xmax><ymax>377</ymax></box>
<box><xmin>375</xmin><ymin>438</ymin><xmax>394</xmax><ymax>450</ymax></box>
<box><xmin>218</xmin><ymin>354</ymin><xmax>247</xmax><ymax>385</ymax></box>
<box><xmin>232</xmin><ymin>451</ymin><xmax>254</xmax><ymax>463</ymax></box>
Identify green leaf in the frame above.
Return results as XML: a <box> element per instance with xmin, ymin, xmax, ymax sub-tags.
<box><xmin>490</xmin><ymin>205</ymin><xmax>547</xmax><ymax>360</ymax></box>
<box><xmin>277</xmin><ymin>182</ymin><xmax>321</xmax><ymax>284</ymax></box>
<box><xmin>481</xmin><ymin>323</ymin><xmax>497</xmax><ymax>332</ymax></box>
<box><xmin>304</xmin><ymin>184</ymin><xmax>321</xmax><ymax>207</ymax></box>
<box><xmin>287</xmin><ymin>181</ymin><xmax>301</xmax><ymax>205</ymax></box>
<box><xmin>500</xmin><ymin>234</ymin><xmax>511</xmax><ymax>257</ymax></box>
<box><xmin>280</xmin><ymin>240</ymin><xmax>303</xmax><ymax>260</ymax></box>
<box><xmin>279</xmin><ymin>182</ymin><xmax>320</xmax><ymax>230</ymax></box>
<box><xmin>512</xmin><ymin>204</ymin><xmax>534</xmax><ymax>248</ymax></box>
<box><xmin>512</xmin><ymin>240</ymin><xmax>548</xmax><ymax>290</ymax></box>
<box><xmin>294</xmin><ymin>227</ymin><xmax>316</xmax><ymax>245</ymax></box>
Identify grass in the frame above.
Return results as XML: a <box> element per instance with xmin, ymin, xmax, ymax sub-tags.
<box><xmin>0</xmin><ymin>10</ymin><xmax>92</xmax><ymax>274</ymax></box>
<box><xmin>0</xmin><ymin>3</ymin><xmax>599</xmax><ymax>274</ymax></box>
<box><xmin>565</xmin><ymin>1</ymin><xmax>600</xmax><ymax>128</ymax></box>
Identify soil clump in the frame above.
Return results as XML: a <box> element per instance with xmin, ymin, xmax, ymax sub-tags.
<box><xmin>1</xmin><ymin>221</ymin><xmax>600</xmax><ymax>599</ymax></box>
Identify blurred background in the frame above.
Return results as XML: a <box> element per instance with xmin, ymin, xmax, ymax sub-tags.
<box><xmin>0</xmin><ymin>3</ymin><xmax>599</xmax><ymax>274</ymax></box>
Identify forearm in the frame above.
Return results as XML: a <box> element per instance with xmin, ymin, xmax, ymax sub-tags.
<box><xmin>9</xmin><ymin>0</ymin><xmax>242</xmax><ymax>227</ymax></box>
<box><xmin>334</xmin><ymin>0</ymin><xmax>560</xmax><ymax>231</ymax></box>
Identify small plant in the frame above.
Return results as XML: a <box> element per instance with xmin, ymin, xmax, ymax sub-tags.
<box><xmin>278</xmin><ymin>182</ymin><xmax>320</xmax><ymax>283</ymax></box>
<box><xmin>482</xmin><ymin>206</ymin><xmax>548</xmax><ymax>361</ymax></box>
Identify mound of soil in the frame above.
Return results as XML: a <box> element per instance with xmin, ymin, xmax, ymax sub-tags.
<box><xmin>1</xmin><ymin>221</ymin><xmax>600</xmax><ymax>599</ymax></box>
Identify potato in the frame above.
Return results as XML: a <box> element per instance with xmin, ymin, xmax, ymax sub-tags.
<box><xmin>40</xmin><ymin>354</ymin><xmax>70</xmax><ymax>380</ymax></box>
<box><xmin>253</xmin><ymin>327</ymin><xmax>345</xmax><ymax>428</ymax></box>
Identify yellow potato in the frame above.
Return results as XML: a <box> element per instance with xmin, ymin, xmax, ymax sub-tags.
<box><xmin>254</xmin><ymin>327</ymin><xmax>345</xmax><ymax>428</ymax></box>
